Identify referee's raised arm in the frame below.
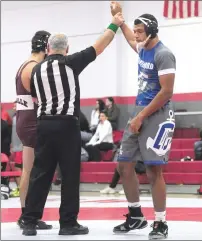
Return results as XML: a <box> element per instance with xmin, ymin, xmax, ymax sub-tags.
<box><xmin>67</xmin><ymin>12</ymin><xmax>124</xmax><ymax>75</ymax></box>
<box><xmin>93</xmin><ymin>12</ymin><xmax>124</xmax><ymax>56</ymax></box>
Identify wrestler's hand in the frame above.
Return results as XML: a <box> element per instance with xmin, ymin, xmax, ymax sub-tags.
<box><xmin>130</xmin><ymin>113</ymin><xmax>144</xmax><ymax>134</ymax></box>
<box><xmin>112</xmin><ymin>12</ymin><xmax>125</xmax><ymax>27</ymax></box>
<box><xmin>110</xmin><ymin>1</ymin><xmax>122</xmax><ymax>16</ymax></box>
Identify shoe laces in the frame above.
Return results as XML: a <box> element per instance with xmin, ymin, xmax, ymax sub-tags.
<box><xmin>123</xmin><ymin>213</ymin><xmax>130</xmax><ymax>220</ymax></box>
<box><xmin>150</xmin><ymin>221</ymin><xmax>165</xmax><ymax>230</ymax></box>
<box><xmin>26</xmin><ymin>223</ymin><xmax>36</xmax><ymax>229</ymax></box>
<box><xmin>123</xmin><ymin>213</ymin><xmax>134</xmax><ymax>226</ymax></box>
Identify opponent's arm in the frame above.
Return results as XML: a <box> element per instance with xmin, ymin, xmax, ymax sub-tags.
<box><xmin>110</xmin><ymin>2</ymin><xmax>138</xmax><ymax>51</ymax></box>
<box><xmin>120</xmin><ymin>23</ymin><xmax>139</xmax><ymax>52</ymax></box>
<box><xmin>110</xmin><ymin>1</ymin><xmax>150</xmax><ymax>53</ymax></box>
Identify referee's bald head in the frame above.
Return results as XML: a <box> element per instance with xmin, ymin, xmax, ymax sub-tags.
<box><xmin>47</xmin><ymin>33</ymin><xmax>69</xmax><ymax>55</ymax></box>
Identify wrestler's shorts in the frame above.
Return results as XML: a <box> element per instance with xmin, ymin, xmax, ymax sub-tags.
<box><xmin>17</xmin><ymin>126</ymin><xmax>36</xmax><ymax>148</ymax></box>
<box><xmin>117</xmin><ymin>104</ymin><xmax>175</xmax><ymax>165</ymax></box>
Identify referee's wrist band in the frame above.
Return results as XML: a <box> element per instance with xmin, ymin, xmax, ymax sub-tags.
<box><xmin>107</xmin><ymin>23</ymin><xmax>119</xmax><ymax>33</ymax></box>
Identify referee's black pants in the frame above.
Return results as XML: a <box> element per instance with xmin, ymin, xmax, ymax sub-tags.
<box><xmin>22</xmin><ymin>115</ymin><xmax>81</xmax><ymax>227</ymax></box>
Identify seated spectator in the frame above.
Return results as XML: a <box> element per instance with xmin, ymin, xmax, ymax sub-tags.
<box><xmin>1</xmin><ymin>104</ymin><xmax>12</xmax><ymax>140</ymax></box>
<box><xmin>11</xmin><ymin>102</ymin><xmax>22</xmax><ymax>154</ymax></box>
<box><xmin>81</xmin><ymin>147</ymin><xmax>89</xmax><ymax>162</ymax></box>
<box><xmin>10</xmin><ymin>102</ymin><xmax>23</xmax><ymax>197</ymax></box>
<box><xmin>1</xmin><ymin>105</ymin><xmax>12</xmax><ymax>126</ymax></box>
<box><xmin>80</xmin><ymin>110</ymin><xmax>93</xmax><ymax>146</ymax></box>
<box><xmin>1</xmin><ymin>118</ymin><xmax>11</xmax><ymax>199</ymax></box>
<box><xmin>85</xmin><ymin>111</ymin><xmax>113</xmax><ymax>161</ymax></box>
<box><xmin>90</xmin><ymin>99</ymin><xmax>105</xmax><ymax>132</ymax></box>
<box><xmin>80</xmin><ymin>110</ymin><xmax>90</xmax><ymax>132</ymax></box>
<box><xmin>7</xmin><ymin>101</ymin><xmax>17</xmax><ymax>119</ymax></box>
<box><xmin>105</xmin><ymin>97</ymin><xmax>119</xmax><ymax>130</ymax></box>
<box><xmin>1</xmin><ymin>119</ymin><xmax>11</xmax><ymax>158</ymax></box>
<box><xmin>194</xmin><ymin>129</ymin><xmax>202</xmax><ymax>160</ymax></box>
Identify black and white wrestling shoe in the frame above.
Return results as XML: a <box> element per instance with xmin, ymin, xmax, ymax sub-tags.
<box><xmin>148</xmin><ymin>221</ymin><xmax>168</xmax><ymax>239</ymax></box>
<box><xmin>113</xmin><ymin>207</ymin><xmax>148</xmax><ymax>233</ymax></box>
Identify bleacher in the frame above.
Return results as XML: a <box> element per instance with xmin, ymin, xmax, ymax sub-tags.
<box><xmin>80</xmin><ymin>161</ymin><xmax>202</xmax><ymax>185</ymax></box>
<box><xmin>1</xmin><ymin>128</ymin><xmax>202</xmax><ymax>186</ymax></box>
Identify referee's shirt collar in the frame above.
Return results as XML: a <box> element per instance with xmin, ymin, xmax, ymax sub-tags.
<box><xmin>46</xmin><ymin>54</ymin><xmax>64</xmax><ymax>58</ymax></box>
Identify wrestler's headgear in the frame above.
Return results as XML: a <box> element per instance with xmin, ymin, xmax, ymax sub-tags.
<box><xmin>31</xmin><ymin>30</ymin><xmax>51</xmax><ymax>53</ymax></box>
<box><xmin>134</xmin><ymin>14</ymin><xmax>158</xmax><ymax>39</ymax></box>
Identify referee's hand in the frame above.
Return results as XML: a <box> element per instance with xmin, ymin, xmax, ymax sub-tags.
<box><xmin>112</xmin><ymin>12</ymin><xmax>125</xmax><ymax>27</ymax></box>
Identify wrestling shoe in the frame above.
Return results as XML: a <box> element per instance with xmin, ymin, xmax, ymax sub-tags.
<box><xmin>148</xmin><ymin>221</ymin><xmax>168</xmax><ymax>239</ymax></box>
<box><xmin>113</xmin><ymin>207</ymin><xmax>148</xmax><ymax>233</ymax></box>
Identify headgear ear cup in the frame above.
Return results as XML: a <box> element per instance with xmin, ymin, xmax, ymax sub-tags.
<box><xmin>145</xmin><ymin>21</ymin><xmax>158</xmax><ymax>39</ymax></box>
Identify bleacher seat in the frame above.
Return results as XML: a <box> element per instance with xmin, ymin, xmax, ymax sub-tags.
<box><xmin>113</xmin><ymin>130</ymin><xmax>123</xmax><ymax>144</ymax></box>
<box><xmin>81</xmin><ymin>162</ymin><xmax>115</xmax><ymax>172</ymax></box>
<box><xmin>171</xmin><ymin>138</ymin><xmax>199</xmax><ymax>149</ymax></box>
<box><xmin>198</xmin><ymin>185</ymin><xmax>202</xmax><ymax>194</ymax></box>
<box><xmin>80</xmin><ymin>161</ymin><xmax>202</xmax><ymax>185</ymax></box>
<box><xmin>173</xmin><ymin>128</ymin><xmax>199</xmax><ymax>138</ymax></box>
<box><xmin>169</xmin><ymin>149</ymin><xmax>195</xmax><ymax>160</ymax></box>
<box><xmin>162</xmin><ymin>161</ymin><xmax>202</xmax><ymax>173</ymax></box>
<box><xmin>101</xmin><ymin>150</ymin><xmax>113</xmax><ymax>161</ymax></box>
<box><xmin>1</xmin><ymin>171</ymin><xmax>22</xmax><ymax>177</ymax></box>
<box><xmin>1</xmin><ymin>153</ymin><xmax>9</xmax><ymax>163</ymax></box>
<box><xmin>1</xmin><ymin>153</ymin><xmax>21</xmax><ymax>179</ymax></box>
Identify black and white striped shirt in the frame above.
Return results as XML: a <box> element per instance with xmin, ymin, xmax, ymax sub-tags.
<box><xmin>30</xmin><ymin>47</ymin><xmax>96</xmax><ymax>118</ymax></box>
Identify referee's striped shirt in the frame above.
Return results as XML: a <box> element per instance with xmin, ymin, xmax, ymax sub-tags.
<box><xmin>30</xmin><ymin>47</ymin><xmax>96</xmax><ymax>118</ymax></box>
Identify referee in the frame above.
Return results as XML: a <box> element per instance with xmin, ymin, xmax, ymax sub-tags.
<box><xmin>22</xmin><ymin>13</ymin><xmax>124</xmax><ymax>236</ymax></box>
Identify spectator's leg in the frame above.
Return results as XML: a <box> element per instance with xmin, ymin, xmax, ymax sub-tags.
<box><xmin>109</xmin><ymin>168</ymin><xmax>120</xmax><ymax>188</ymax></box>
<box><xmin>95</xmin><ymin>142</ymin><xmax>113</xmax><ymax>151</ymax></box>
<box><xmin>85</xmin><ymin>145</ymin><xmax>101</xmax><ymax>161</ymax></box>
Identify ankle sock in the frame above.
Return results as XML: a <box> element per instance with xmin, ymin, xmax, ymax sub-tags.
<box><xmin>128</xmin><ymin>202</ymin><xmax>140</xmax><ymax>208</ymax></box>
<box><xmin>155</xmin><ymin>211</ymin><xmax>166</xmax><ymax>222</ymax></box>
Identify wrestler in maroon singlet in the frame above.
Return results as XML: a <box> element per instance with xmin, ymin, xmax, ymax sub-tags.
<box><xmin>16</xmin><ymin>60</ymin><xmax>38</xmax><ymax>148</ymax></box>
<box><xmin>15</xmin><ymin>31</ymin><xmax>52</xmax><ymax>230</ymax></box>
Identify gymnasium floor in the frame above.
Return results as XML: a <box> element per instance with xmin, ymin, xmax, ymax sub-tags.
<box><xmin>1</xmin><ymin>192</ymin><xmax>202</xmax><ymax>240</ymax></box>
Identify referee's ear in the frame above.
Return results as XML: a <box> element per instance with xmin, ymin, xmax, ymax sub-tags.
<box><xmin>47</xmin><ymin>43</ymin><xmax>50</xmax><ymax>55</ymax></box>
<box><xmin>66</xmin><ymin>45</ymin><xmax>69</xmax><ymax>55</ymax></box>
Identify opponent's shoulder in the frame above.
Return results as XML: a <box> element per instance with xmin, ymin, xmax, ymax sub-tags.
<box><xmin>21</xmin><ymin>61</ymin><xmax>38</xmax><ymax>80</ymax></box>
<box><xmin>20</xmin><ymin>61</ymin><xmax>39</xmax><ymax>92</ymax></box>
<box><xmin>27</xmin><ymin>61</ymin><xmax>39</xmax><ymax>73</ymax></box>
